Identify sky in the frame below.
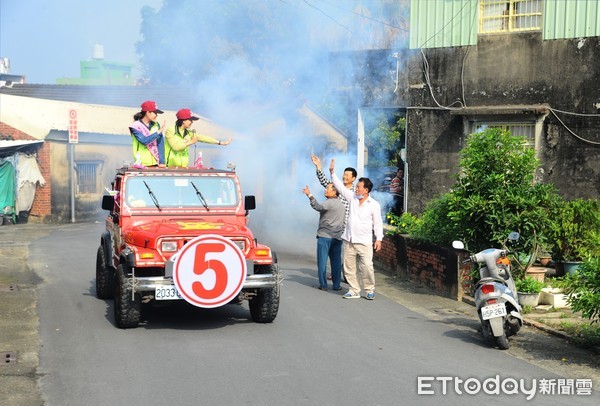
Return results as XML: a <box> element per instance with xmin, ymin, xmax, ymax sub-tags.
<box><xmin>0</xmin><ymin>0</ymin><xmax>163</xmax><ymax>83</ymax></box>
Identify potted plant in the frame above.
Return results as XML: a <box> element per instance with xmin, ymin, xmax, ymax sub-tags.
<box><xmin>548</xmin><ymin>199</ymin><xmax>600</xmax><ymax>275</ymax></box>
<box><xmin>536</xmin><ymin>240</ymin><xmax>553</xmax><ymax>266</ymax></box>
<box><xmin>515</xmin><ymin>276</ymin><xmax>545</xmax><ymax>307</ymax></box>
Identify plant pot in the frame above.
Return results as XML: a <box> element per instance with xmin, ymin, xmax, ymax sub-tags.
<box><xmin>554</xmin><ymin>262</ymin><xmax>566</xmax><ymax>277</ymax></box>
<box><xmin>563</xmin><ymin>261</ymin><xmax>583</xmax><ymax>275</ymax></box>
<box><xmin>518</xmin><ymin>292</ymin><xmax>540</xmax><ymax>307</ymax></box>
<box><xmin>526</xmin><ymin>266</ymin><xmax>547</xmax><ymax>283</ymax></box>
<box><xmin>538</xmin><ymin>256</ymin><xmax>552</xmax><ymax>266</ymax></box>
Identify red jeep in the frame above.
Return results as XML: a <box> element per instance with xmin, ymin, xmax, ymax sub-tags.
<box><xmin>96</xmin><ymin>166</ymin><xmax>280</xmax><ymax>328</ymax></box>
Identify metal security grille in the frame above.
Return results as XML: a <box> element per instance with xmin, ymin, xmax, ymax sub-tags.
<box><xmin>474</xmin><ymin>122</ymin><xmax>536</xmax><ymax>147</ymax></box>
<box><xmin>76</xmin><ymin>162</ymin><xmax>98</xmax><ymax>194</ymax></box>
<box><xmin>480</xmin><ymin>0</ymin><xmax>543</xmax><ymax>33</ymax></box>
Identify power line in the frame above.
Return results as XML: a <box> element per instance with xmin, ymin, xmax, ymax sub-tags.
<box><xmin>317</xmin><ymin>0</ymin><xmax>409</xmax><ymax>32</ymax></box>
<box><xmin>303</xmin><ymin>0</ymin><xmax>353</xmax><ymax>34</ymax></box>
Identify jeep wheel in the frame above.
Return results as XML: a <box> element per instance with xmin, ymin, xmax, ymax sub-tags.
<box><xmin>249</xmin><ymin>264</ymin><xmax>280</xmax><ymax>323</ymax></box>
<box><xmin>95</xmin><ymin>246</ymin><xmax>114</xmax><ymax>299</ymax></box>
<box><xmin>114</xmin><ymin>264</ymin><xmax>141</xmax><ymax>329</ymax></box>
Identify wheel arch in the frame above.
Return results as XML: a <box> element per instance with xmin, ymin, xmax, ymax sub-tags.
<box><xmin>100</xmin><ymin>231</ymin><xmax>114</xmax><ymax>268</ymax></box>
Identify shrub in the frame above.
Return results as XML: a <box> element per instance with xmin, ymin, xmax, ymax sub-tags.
<box><xmin>385</xmin><ymin>211</ymin><xmax>419</xmax><ymax>235</ymax></box>
<box><xmin>561</xmin><ymin>257</ymin><xmax>600</xmax><ymax>323</ymax></box>
<box><xmin>548</xmin><ymin>199</ymin><xmax>600</xmax><ymax>262</ymax></box>
<box><xmin>411</xmin><ymin>194</ymin><xmax>461</xmax><ymax>245</ymax></box>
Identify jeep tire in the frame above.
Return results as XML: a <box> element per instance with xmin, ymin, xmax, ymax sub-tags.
<box><xmin>114</xmin><ymin>264</ymin><xmax>141</xmax><ymax>328</ymax></box>
<box><xmin>95</xmin><ymin>246</ymin><xmax>115</xmax><ymax>299</ymax></box>
<box><xmin>249</xmin><ymin>264</ymin><xmax>280</xmax><ymax>323</ymax></box>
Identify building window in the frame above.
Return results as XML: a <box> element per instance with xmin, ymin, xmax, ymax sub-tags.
<box><xmin>76</xmin><ymin>162</ymin><xmax>100</xmax><ymax>194</ymax></box>
<box><xmin>472</xmin><ymin>122</ymin><xmax>536</xmax><ymax>147</ymax></box>
<box><xmin>480</xmin><ymin>0</ymin><xmax>542</xmax><ymax>34</ymax></box>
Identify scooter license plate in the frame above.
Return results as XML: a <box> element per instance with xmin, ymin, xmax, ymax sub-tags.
<box><xmin>481</xmin><ymin>303</ymin><xmax>507</xmax><ymax>320</ymax></box>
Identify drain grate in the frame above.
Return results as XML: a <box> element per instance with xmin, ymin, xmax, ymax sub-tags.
<box><xmin>1</xmin><ymin>351</ymin><xmax>17</xmax><ymax>365</ymax></box>
<box><xmin>0</xmin><ymin>284</ymin><xmax>19</xmax><ymax>292</ymax></box>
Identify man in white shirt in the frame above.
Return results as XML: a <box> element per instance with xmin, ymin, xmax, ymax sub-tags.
<box><xmin>329</xmin><ymin>159</ymin><xmax>384</xmax><ymax>300</ymax></box>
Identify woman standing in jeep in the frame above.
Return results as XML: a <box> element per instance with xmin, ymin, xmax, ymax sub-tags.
<box><xmin>129</xmin><ymin>100</ymin><xmax>166</xmax><ymax>167</ymax></box>
<box><xmin>164</xmin><ymin>108</ymin><xmax>232</xmax><ymax>168</ymax></box>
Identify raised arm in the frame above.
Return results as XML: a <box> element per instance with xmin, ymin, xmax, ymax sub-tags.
<box><xmin>311</xmin><ymin>154</ymin><xmax>329</xmax><ymax>188</ymax></box>
<box><xmin>329</xmin><ymin>159</ymin><xmax>353</xmax><ymax>202</ymax></box>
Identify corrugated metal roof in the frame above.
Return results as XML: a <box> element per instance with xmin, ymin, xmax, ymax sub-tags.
<box><xmin>543</xmin><ymin>0</ymin><xmax>600</xmax><ymax>39</ymax></box>
<box><xmin>0</xmin><ymin>139</ymin><xmax>43</xmax><ymax>158</ymax></box>
<box><xmin>409</xmin><ymin>0</ymin><xmax>478</xmax><ymax>49</ymax></box>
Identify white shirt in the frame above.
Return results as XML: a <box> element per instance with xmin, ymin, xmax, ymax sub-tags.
<box><xmin>332</xmin><ymin>172</ymin><xmax>384</xmax><ymax>244</ymax></box>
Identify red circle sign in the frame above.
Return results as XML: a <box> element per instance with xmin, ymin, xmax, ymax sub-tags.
<box><xmin>69</xmin><ymin>109</ymin><xmax>77</xmax><ymax>119</ymax></box>
<box><xmin>173</xmin><ymin>234</ymin><xmax>246</xmax><ymax>308</ymax></box>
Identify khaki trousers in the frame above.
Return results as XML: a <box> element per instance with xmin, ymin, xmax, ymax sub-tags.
<box><xmin>343</xmin><ymin>240</ymin><xmax>375</xmax><ymax>295</ymax></box>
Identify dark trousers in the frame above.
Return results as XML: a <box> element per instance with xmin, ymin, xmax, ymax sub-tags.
<box><xmin>317</xmin><ymin>237</ymin><xmax>342</xmax><ymax>289</ymax></box>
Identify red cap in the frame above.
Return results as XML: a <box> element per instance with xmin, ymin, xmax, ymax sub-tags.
<box><xmin>140</xmin><ymin>100</ymin><xmax>164</xmax><ymax>114</ymax></box>
<box><xmin>176</xmin><ymin>108</ymin><xmax>199</xmax><ymax>121</ymax></box>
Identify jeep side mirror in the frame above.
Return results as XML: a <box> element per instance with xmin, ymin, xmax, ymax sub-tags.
<box><xmin>102</xmin><ymin>195</ymin><xmax>114</xmax><ymax>211</ymax></box>
<box><xmin>244</xmin><ymin>195</ymin><xmax>256</xmax><ymax>211</ymax></box>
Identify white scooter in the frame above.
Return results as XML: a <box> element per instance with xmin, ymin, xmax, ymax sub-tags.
<box><xmin>453</xmin><ymin>232</ymin><xmax>523</xmax><ymax>350</ymax></box>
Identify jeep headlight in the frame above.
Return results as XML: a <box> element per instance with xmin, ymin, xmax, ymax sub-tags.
<box><xmin>161</xmin><ymin>241</ymin><xmax>178</xmax><ymax>252</ymax></box>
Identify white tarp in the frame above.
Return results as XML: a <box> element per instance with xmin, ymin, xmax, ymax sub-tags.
<box><xmin>15</xmin><ymin>153</ymin><xmax>46</xmax><ymax>213</ymax></box>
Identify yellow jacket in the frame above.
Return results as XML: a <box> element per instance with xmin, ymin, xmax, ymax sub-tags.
<box><xmin>164</xmin><ymin>125</ymin><xmax>219</xmax><ymax>167</ymax></box>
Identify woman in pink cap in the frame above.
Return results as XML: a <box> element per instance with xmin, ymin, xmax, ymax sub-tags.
<box><xmin>128</xmin><ymin>100</ymin><xmax>165</xmax><ymax>167</ymax></box>
<box><xmin>164</xmin><ymin>108</ymin><xmax>232</xmax><ymax>167</ymax></box>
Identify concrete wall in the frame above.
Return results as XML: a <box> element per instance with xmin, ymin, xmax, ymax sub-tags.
<box><xmin>50</xmin><ymin>141</ymin><xmax>130</xmax><ymax>222</ymax></box>
<box><xmin>402</xmin><ymin>33</ymin><xmax>600</xmax><ymax>212</ymax></box>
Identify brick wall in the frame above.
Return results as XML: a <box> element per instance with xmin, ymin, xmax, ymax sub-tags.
<box><xmin>0</xmin><ymin>123</ymin><xmax>52</xmax><ymax>222</ymax></box>
<box><xmin>375</xmin><ymin>234</ymin><xmax>469</xmax><ymax>300</ymax></box>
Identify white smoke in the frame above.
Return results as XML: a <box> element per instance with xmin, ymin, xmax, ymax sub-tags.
<box><xmin>136</xmin><ymin>1</ymin><xmax>409</xmax><ymax>256</ymax></box>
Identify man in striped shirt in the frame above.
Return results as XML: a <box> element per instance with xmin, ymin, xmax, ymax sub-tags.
<box><xmin>311</xmin><ymin>154</ymin><xmax>356</xmax><ymax>225</ymax></box>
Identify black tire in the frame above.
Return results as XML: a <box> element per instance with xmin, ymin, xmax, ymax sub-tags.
<box><xmin>506</xmin><ymin>317</ymin><xmax>521</xmax><ymax>337</ymax></box>
<box><xmin>95</xmin><ymin>246</ymin><xmax>114</xmax><ymax>299</ymax></box>
<box><xmin>495</xmin><ymin>334</ymin><xmax>510</xmax><ymax>350</ymax></box>
<box><xmin>114</xmin><ymin>264</ymin><xmax>141</xmax><ymax>329</ymax></box>
<box><xmin>249</xmin><ymin>264</ymin><xmax>280</xmax><ymax>323</ymax></box>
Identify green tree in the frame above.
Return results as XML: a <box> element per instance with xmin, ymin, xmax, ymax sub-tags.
<box><xmin>365</xmin><ymin>113</ymin><xmax>405</xmax><ymax>167</ymax></box>
<box><xmin>411</xmin><ymin>128</ymin><xmax>561</xmax><ymax>268</ymax></box>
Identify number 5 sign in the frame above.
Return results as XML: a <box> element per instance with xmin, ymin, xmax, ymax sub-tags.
<box><xmin>173</xmin><ymin>234</ymin><xmax>246</xmax><ymax>308</ymax></box>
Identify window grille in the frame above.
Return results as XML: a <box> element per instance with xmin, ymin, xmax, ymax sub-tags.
<box><xmin>76</xmin><ymin>162</ymin><xmax>99</xmax><ymax>194</ymax></box>
<box><xmin>480</xmin><ymin>0</ymin><xmax>542</xmax><ymax>34</ymax></box>
<box><xmin>473</xmin><ymin>122</ymin><xmax>536</xmax><ymax>147</ymax></box>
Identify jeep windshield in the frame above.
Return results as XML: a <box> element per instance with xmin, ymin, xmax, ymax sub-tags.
<box><xmin>124</xmin><ymin>175</ymin><xmax>238</xmax><ymax>209</ymax></box>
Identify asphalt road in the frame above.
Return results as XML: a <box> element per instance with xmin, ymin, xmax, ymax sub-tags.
<box><xmin>19</xmin><ymin>222</ymin><xmax>595</xmax><ymax>405</ymax></box>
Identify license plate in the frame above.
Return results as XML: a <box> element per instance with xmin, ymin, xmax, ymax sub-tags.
<box><xmin>481</xmin><ymin>303</ymin><xmax>507</xmax><ymax>320</ymax></box>
<box><xmin>155</xmin><ymin>286</ymin><xmax>183</xmax><ymax>300</ymax></box>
